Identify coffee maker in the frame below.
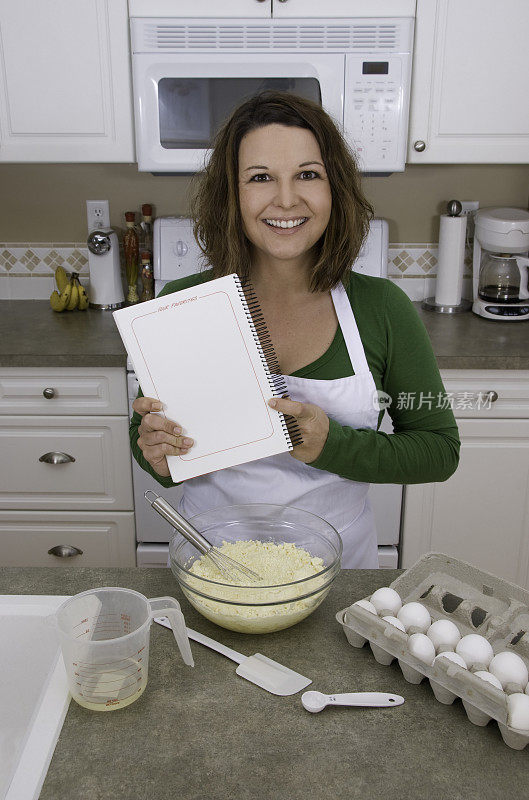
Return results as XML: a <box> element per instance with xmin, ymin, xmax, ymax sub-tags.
<box><xmin>472</xmin><ymin>207</ymin><xmax>529</xmax><ymax>321</ymax></box>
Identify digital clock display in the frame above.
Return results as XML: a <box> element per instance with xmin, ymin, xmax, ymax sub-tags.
<box><xmin>362</xmin><ymin>62</ymin><xmax>389</xmax><ymax>75</ymax></box>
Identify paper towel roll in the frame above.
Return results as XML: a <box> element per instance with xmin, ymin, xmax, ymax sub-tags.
<box><xmin>435</xmin><ymin>214</ymin><xmax>467</xmax><ymax>306</ymax></box>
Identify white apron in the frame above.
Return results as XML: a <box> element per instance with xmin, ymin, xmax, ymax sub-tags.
<box><xmin>179</xmin><ymin>282</ymin><xmax>380</xmax><ymax>568</ymax></box>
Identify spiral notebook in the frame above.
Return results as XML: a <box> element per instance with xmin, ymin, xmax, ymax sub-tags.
<box><xmin>113</xmin><ymin>274</ymin><xmax>302</xmax><ymax>482</ymax></box>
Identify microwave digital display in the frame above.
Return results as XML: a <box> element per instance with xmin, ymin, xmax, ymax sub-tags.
<box><xmin>362</xmin><ymin>62</ymin><xmax>389</xmax><ymax>75</ymax></box>
<box><xmin>158</xmin><ymin>78</ymin><xmax>321</xmax><ymax>150</ymax></box>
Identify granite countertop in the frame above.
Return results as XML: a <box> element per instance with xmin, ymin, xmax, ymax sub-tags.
<box><xmin>0</xmin><ymin>298</ymin><xmax>528</xmax><ymax>370</ymax></box>
<box><xmin>0</xmin><ymin>301</ymin><xmax>127</xmax><ymax>367</ymax></box>
<box><xmin>4</xmin><ymin>567</ymin><xmax>527</xmax><ymax>800</ymax></box>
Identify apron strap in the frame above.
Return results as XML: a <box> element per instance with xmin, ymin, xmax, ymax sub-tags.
<box><xmin>331</xmin><ymin>281</ymin><xmax>370</xmax><ymax>375</ymax></box>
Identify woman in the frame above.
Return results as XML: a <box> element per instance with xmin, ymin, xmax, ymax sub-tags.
<box><xmin>130</xmin><ymin>91</ymin><xmax>460</xmax><ymax>568</ymax></box>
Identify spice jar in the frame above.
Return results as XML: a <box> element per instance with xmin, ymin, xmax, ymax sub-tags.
<box><xmin>123</xmin><ymin>211</ymin><xmax>139</xmax><ymax>304</ymax></box>
<box><xmin>140</xmin><ymin>251</ymin><xmax>154</xmax><ymax>302</ymax></box>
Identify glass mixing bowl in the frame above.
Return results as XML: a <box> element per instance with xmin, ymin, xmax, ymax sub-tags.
<box><xmin>168</xmin><ymin>503</ymin><xmax>342</xmax><ymax>634</ymax></box>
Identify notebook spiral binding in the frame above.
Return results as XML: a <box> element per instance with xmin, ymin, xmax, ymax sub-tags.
<box><xmin>236</xmin><ymin>276</ymin><xmax>304</xmax><ymax>449</ymax></box>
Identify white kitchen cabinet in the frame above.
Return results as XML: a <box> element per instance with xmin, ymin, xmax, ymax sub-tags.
<box><xmin>0</xmin><ymin>367</ymin><xmax>136</xmax><ymax>567</ymax></box>
<box><xmin>129</xmin><ymin>0</ymin><xmax>270</xmax><ymax>17</ymax></box>
<box><xmin>129</xmin><ymin>0</ymin><xmax>415</xmax><ymax>18</ymax></box>
<box><xmin>0</xmin><ymin>0</ymin><xmax>134</xmax><ymax>162</ymax></box>
<box><xmin>0</xmin><ymin>512</ymin><xmax>135</xmax><ymax>567</ymax></box>
<box><xmin>400</xmin><ymin>370</ymin><xmax>529</xmax><ymax>589</ymax></box>
<box><xmin>273</xmin><ymin>0</ymin><xmax>416</xmax><ymax>17</ymax></box>
<box><xmin>407</xmin><ymin>0</ymin><xmax>529</xmax><ymax>164</ymax></box>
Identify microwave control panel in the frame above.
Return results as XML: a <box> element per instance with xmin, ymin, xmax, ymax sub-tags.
<box><xmin>344</xmin><ymin>55</ymin><xmax>411</xmax><ymax>173</ymax></box>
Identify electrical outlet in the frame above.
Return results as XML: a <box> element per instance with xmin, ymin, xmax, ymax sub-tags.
<box><xmin>86</xmin><ymin>200</ymin><xmax>110</xmax><ymax>232</ymax></box>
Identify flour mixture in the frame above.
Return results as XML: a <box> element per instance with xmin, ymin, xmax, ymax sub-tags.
<box><xmin>184</xmin><ymin>540</ymin><xmax>328</xmax><ymax>633</ymax></box>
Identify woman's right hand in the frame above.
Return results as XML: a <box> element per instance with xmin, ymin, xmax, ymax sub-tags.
<box><xmin>133</xmin><ymin>396</ymin><xmax>193</xmax><ymax>478</ymax></box>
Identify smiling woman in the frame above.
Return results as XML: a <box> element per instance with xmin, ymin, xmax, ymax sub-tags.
<box><xmin>129</xmin><ymin>91</ymin><xmax>460</xmax><ymax>568</ymax></box>
<box><xmin>190</xmin><ymin>90</ymin><xmax>372</xmax><ymax>291</ymax></box>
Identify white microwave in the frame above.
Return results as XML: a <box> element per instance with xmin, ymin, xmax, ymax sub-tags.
<box><xmin>130</xmin><ymin>15</ymin><xmax>414</xmax><ymax>174</ymax></box>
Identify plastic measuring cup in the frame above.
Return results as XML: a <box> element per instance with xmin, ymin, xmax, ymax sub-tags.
<box><xmin>54</xmin><ymin>587</ymin><xmax>194</xmax><ymax>711</ymax></box>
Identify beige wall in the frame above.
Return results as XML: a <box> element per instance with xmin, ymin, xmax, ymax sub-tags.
<box><xmin>1</xmin><ymin>162</ymin><xmax>528</xmax><ymax>243</ymax></box>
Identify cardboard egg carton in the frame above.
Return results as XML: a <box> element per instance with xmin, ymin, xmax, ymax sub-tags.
<box><xmin>336</xmin><ymin>552</ymin><xmax>529</xmax><ymax>750</ymax></box>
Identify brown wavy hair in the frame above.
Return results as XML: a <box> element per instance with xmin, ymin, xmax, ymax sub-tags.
<box><xmin>190</xmin><ymin>90</ymin><xmax>373</xmax><ymax>292</ymax></box>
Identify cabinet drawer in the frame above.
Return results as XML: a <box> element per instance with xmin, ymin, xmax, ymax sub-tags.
<box><xmin>0</xmin><ymin>511</ymin><xmax>136</xmax><ymax>567</ymax></box>
<box><xmin>0</xmin><ymin>416</ymin><xmax>133</xmax><ymax>510</ymax></box>
<box><xmin>440</xmin><ymin>370</ymin><xmax>529</xmax><ymax>418</ymax></box>
<box><xmin>0</xmin><ymin>367</ymin><xmax>127</xmax><ymax>415</ymax></box>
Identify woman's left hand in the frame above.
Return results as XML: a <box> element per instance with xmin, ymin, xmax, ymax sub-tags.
<box><xmin>268</xmin><ymin>397</ymin><xmax>329</xmax><ymax>463</ymax></box>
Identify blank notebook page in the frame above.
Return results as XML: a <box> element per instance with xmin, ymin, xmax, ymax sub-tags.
<box><xmin>114</xmin><ymin>274</ymin><xmax>296</xmax><ymax>482</ymax></box>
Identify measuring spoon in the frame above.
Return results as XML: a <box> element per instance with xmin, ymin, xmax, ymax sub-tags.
<box><xmin>301</xmin><ymin>690</ymin><xmax>404</xmax><ymax>713</ymax></box>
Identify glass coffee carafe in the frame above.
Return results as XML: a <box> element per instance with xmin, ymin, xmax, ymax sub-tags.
<box><xmin>478</xmin><ymin>252</ymin><xmax>529</xmax><ymax>303</ymax></box>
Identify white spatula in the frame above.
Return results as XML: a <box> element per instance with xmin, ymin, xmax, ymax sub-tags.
<box><xmin>155</xmin><ymin>617</ymin><xmax>311</xmax><ymax>696</ymax></box>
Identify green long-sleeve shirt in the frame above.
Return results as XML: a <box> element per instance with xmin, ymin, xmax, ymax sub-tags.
<box><xmin>129</xmin><ymin>269</ymin><xmax>460</xmax><ymax>489</ymax></box>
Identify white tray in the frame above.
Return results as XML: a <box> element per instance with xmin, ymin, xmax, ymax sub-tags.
<box><xmin>0</xmin><ymin>596</ymin><xmax>70</xmax><ymax>800</ymax></box>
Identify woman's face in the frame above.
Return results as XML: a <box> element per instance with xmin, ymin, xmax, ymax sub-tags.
<box><xmin>238</xmin><ymin>124</ymin><xmax>332</xmax><ymax>270</ymax></box>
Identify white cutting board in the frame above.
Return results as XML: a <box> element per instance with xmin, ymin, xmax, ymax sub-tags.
<box><xmin>0</xmin><ymin>596</ymin><xmax>70</xmax><ymax>800</ymax></box>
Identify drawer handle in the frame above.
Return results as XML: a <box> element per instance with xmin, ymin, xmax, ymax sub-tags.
<box><xmin>48</xmin><ymin>545</ymin><xmax>83</xmax><ymax>558</ymax></box>
<box><xmin>43</xmin><ymin>387</ymin><xmax>55</xmax><ymax>399</ymax></box>
<box><xmin>468</xmin><ymin>391</ymin><xmax>498</xmax><ymax>403</ymax></box>
<box><xmin>39</xmin><ymin>451</ymin><xmax>76</xmax><ymax>464</ymax></box>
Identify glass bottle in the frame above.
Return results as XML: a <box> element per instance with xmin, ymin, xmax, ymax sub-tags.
<box><xmin>140</xmin><ymin>251</ymin><xmax>154</xmax><ymax>302</ymax></box>
<box><xmin>123</xmin><ymin>211</ymin><xmax>139</xmax><ymax>304</ymax></box>
<box><xmin>140</xmin><ymin>204</ymin><xmax>153</xmax><ymax>255</ymax></box>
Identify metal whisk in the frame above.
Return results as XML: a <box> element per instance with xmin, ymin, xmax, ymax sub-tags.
<box><xmin>144</xmin><ymin>491</ymin><xmax>262</xmax><ymax>583</ymax></box>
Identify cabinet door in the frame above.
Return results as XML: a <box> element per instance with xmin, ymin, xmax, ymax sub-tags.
<box><xmin>273</xmin><ymin>0</ymin><xmax>415</xmax><ymax>16</ymax></box>
<box><xmin>0</xmin><ymin>0</ymin><xmax>134</xmax><ymax>162</ymax></box>
<box><xmin>0</xmin><ymin>416</ymin><xmax>133</xmax><ymax>511</ymax></box>
<box><xmin>129</xmin><ymin>0</ymin><xmax>271</xmax><ymax>16</ymax></box>
<box><xmin>408</xmin><ymin>0</ymin><xmax>529</xmax><ymax>163</ymax></box>
<box><xmin>0</xmin><ymin>511</ymin><xmax>136</xmax><ymax>567</ymax></box>
<box><xmin>0</xmin><ymin>367</ymin><xmax>127</xmax><ymax>416</ymax></box>
<box><xmin>400</xmin><ymin>419</ymin><xmax>529</xmax><ymax>589</ymax></box>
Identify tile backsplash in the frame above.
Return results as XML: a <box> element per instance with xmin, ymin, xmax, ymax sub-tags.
<box><xmin>0</xmin><ymin>242</ymin><xmax>472</xmax><ymax>302</ymax></box>
<box><xmin>0</xmin><ymin>244</ymin><xmax>89</xmax><ymax>299</ymax></box>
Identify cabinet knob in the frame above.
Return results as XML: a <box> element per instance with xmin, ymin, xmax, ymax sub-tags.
<box><xmin>414</xmin><ymin>140</ymin><xmax>426</xmax><ymax>152</ymax></box>
<box><xmin>486</xmin><ymin>390</ymin><xmax>498</xmax><ymax>403</ymax></box>
<box><xmin>43</xmin><ymin>387</ymin><xmax>55</xmax><ymax>399</ymax></box>
<box><xmin>39</xmin><ymin>451</ymin><xmax>76</xmax><ymax>464</ymax></box>
<box><xmin>48</xmin><ymin>544</ymin><xmax>83</xmax><ymax>558</ymax></box>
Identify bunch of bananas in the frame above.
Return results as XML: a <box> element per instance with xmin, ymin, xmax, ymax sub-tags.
<box><xmin>50</xmin><ymin>267</ymin><xmax>90</xmax><ymax>312</ymax></box>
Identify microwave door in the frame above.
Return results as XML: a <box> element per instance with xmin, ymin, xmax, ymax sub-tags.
<box><xmin>132</xmin><ymin>54</ymin><xmax>344</xmax><ymax>172</ymax></box>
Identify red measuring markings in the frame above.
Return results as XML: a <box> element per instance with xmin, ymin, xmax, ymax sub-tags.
<box><xmin>75</xmin><ymin>656</ymin><xmax>140</xmax><ymax>667</ymax></box>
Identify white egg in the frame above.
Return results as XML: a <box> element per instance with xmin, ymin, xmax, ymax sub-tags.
<box><xmin>507</xmin><ymin>693</ymin><xmax>529</xmax><ymax>731</ymax></box>
<box><xmin>370</xmin><ymin>587</ymin><xmax>402</xmax><ymax>616</ymax></box>
<box><xmin>426</xmin><ymin>619</ymin><xmax>461</xmax><ymax>653</ymax></box>
<box><xmin>473</xmin><ymin>670</ymin><xmax>503</xmax><ymax>691</ymax></box>
<box><xmin>397</xmin><ymin>602</ymin><xmax>431</xmax><ymax>634</ymax></box>
<box><xmin>382</xmin><ymin>615</ymin><xmax>406</xmax><ymax>632</ymax></box>
<box><xmin>344</xmin><ymin>599</ymin><xmax>377</xmax><ymax>624</ymax></box>
<box><xmin>407</xmin><ymin>633</ymin><xmax>436</xmax><ymax>666</ymax></box>
<box><xmin>489</xmin><ymin>651</ymin><xmax>529</xmax><ymax>691</ymax></box>
<box><xmin>455</xmin><ymin>634</ymin><xmax>494</xmax><ymax>670</ymax></box>
<box><xmin>434</xmin><ymin>651</ymin><xmax>468</xmax><ymax>669</ymax></box>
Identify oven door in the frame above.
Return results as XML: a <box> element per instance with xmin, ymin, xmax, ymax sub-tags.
<box><xmin>132</xmin><ymin>53</ymin><xmax>344</xmax><ymax>172</ymax></box>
